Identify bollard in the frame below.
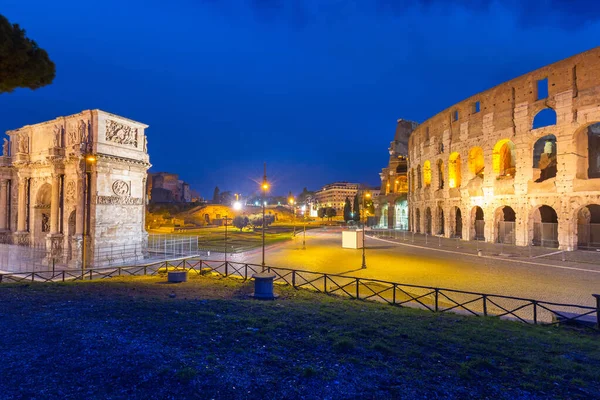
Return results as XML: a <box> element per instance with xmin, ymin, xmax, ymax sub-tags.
<box><xmin>251</xmin><ymin>272</ymin><xmax>278</xmax><ymax>300</ymax></box>
<box><xmin>438</xmin><ymin>236</ymin><xmax>441</xmax><ymax>247</ymax></box>
<box><xmin>425</xmin><ymin>234</ymin><xmax>428</xmax><ymax>245</ymax></box>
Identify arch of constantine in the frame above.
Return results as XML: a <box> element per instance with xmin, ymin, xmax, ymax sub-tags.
<box><xmin>0</xmin><ymin>110</ymin><xmax>150</xmax><ymax>268</ymax></box>
<box><xmin>406</xmin><ymin>47</ymin><xmax>600</xmax><ymax>250</ymax></box>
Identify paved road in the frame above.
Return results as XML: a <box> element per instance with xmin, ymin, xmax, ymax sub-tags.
<box><xmin>229</xmin><ymin>229</ymin><xmax>600</xmax><ymax>307</ymax></box>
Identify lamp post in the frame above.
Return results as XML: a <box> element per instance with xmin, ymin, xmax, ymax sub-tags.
<box><xmin>361</xmin><ymin>191</ymin><xmax>371</xmax><ymax>269</ymax></box>
<box><xmin>82</xmin><ymin>154</ymin><xmax>96</xmax><ymax>273</ymax></box>
<box><xmin>224</xmin><ymin>213</ymin><xmax>228</xmax><ymax>264</ymax></box>
<box><xmin>288</xmin><ymin>196</ymin><xmax>296</xmax><ymax>238</ymax></box>
<box><xmin>261</xmin><ymin>163</ymin><xmax>269</xmax><ymax>270</ymax></box>
<box><xmin>301</xmin><ymin>205</ymin><xmax>306</xmax><ymax>250</ymax></box>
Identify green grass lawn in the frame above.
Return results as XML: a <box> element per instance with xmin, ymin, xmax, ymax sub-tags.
<box><xmin>153</xmin><ymin>224</ymin><xmax>319</xmax><ymax>253</ymax></box>
<box><xmin>1</xmin><ymin>275</ymin><xmax>598</xmax><ymax>399</ymax></box>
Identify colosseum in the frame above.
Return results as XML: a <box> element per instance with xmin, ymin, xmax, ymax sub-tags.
<box><xmin>404</xmin><ymin>46</ymin><xmax>600</xmax><ymax>251</ymax></box>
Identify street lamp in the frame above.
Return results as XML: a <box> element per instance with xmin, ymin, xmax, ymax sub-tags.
<box><xmin>233</xmin><ymin>201</ymin><xmax>242</xmax><ymax>211</ymax></box>
<box><xmin>288</xmin><ymin>196</ymin><xmax>296</xmax><ymax>238</ymax></box>
<box><xmin>361</xmin><ymin>191</ymin><xmax>371</xmax><ymax>269</ymax></box>
<box><xmin>261</xmin><ymin>163</ymin><xmax>269</xmax><ymax>270</ymax></box>
<box><xmin>82</xmin><ymin>154</ymin><xmax>96</xmax><ymax>273</ymax></box>
<box><xmin>301</xmin><ymin>205</ymin><xmax>307</xmax><ymax>250</ymax></box>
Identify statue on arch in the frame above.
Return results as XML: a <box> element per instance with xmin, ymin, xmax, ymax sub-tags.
<box><xmin>2</xmin><ymin>138</ymin><xmax>8</xmax><ymax>156</ymax></box>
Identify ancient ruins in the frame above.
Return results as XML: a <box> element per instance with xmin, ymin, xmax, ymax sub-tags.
<box><xmin>0</xmin><ymin>110</ymin><xmax>150</xmax><ymax>268</ymax></box>
<box><xmin>403</xmin><ymin>47</ymin><xmax>600</xmax><ymax>250</ymax></box>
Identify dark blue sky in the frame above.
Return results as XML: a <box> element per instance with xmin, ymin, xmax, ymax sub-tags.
<box><xmin>1</xmin><ymin>1</ymin><xmax>599</xmax><ymax>198</ymax></box>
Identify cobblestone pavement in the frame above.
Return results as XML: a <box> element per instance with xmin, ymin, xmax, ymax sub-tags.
<box><xmin>232</xmin><ymin>229</ymin><xmax>600</xmax><ymax>307</ymax></box>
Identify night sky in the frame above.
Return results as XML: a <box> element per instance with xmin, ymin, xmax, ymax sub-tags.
<box><xmin>1</xmin><ymin>1</ymin><xmax>599</xmax><ymax>198</ymax></box>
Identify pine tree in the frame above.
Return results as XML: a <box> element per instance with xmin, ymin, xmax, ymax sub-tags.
<box><xmin>352</xmin><ymin>194</ymin><xmax>360</xmax><ymax>222</ymax></box>
<box><xmin>343</xmin><ymin>197</ymin><xmax>352</xmax><ymax>221</ymax></box>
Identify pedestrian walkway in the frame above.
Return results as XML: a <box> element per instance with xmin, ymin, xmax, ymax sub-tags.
<box><xmin>368</xmin><ymin>229</ymin><xmax>600</xmax><ymax>268</ymax></box>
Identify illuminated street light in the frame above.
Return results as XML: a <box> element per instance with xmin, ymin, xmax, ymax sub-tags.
<box><xmin>261</xmin><ymin>163</ymin><xmax>269</xmax><ymax>270</ymax></box>
<box><xmin>233</xmin><ymin>201</ymin><xmax>242</xmax><ymax>211</ymax></box>
<box><xmin>82</xmin><ymin>153</ymin><xmax>97</xmax><ymax>273</ymax></box>
<box><xmin>301</xmin><ymin>205</ymin><xmax>307</xmax><ymax>250</ymax></box>
<box><xmin>288</xmin><ymin>195</ymin><xmax>296</xmax><ymax>238</ymax></box>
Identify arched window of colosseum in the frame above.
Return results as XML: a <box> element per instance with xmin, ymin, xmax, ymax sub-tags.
<box><xmin>587</xmin><ymin>123</ymin><xmax>600</xmax><ymax>179</ymax></box>
<box><xmin>437</xmin><ymin>160</ymin><xmax>444</xmax><ymax>189</ymax></box>
<box><xmin>417</xmin><ymin>165</ymin><xmax>422</xmax><ymax>188</ymax></box>
<box><xmin>468</xmin><ymin>147</ymin><xmax>484</xmax><ymax>178</ymax></box>
<box><xmin>532</xmin><ymin>108</ymin><xmax>557</xmax><ymax>129</ymax></box>
<box><xmin>492</xmin><ymin>140</ymin><xmax>516</xmax><ymax>177</ymax></box>
<box><xmin>423</xmin><ymin>160</ymin><xmax>432</xmax><ymax>187</ymax></box>
<box><xmin>448</xmin><ymin>152</ymin><xmax>461</xmax><ymax>188</ymax></box>
<box><xmin>415</xmin><ymin>208</ymin><xmax>421</xmax><ymax>233</ymax></box>
<box><xmin>532</xmin><ymin>135</ymin><xmax>557</xmax><ymax>182</ymax></box>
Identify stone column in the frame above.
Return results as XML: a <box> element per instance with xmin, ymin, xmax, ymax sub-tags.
<box><xmin>17</xmin><ymin>178</ymin><xmax>27</xmax><ymax>232</ymax></box>
<box><xmin>0</xmin><ymin>179</ymin><xmax>7</xmax><ymax>230</ymax></box>
<box><xmin>50</xmin><ymin>174</ymin><xmax>60</xmax><ymax>233</ymax></box>
<box><xmin>75</xmin><ymin>172</ymin><xmax>85</xmax><ymax>235</ymax></box>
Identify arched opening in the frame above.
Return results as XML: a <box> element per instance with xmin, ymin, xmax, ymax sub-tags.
<box><xmin>437</xmin><ymin>160</ymin><xmax>444</xmax><ymax>189</ymax></box>
<box><xmin>416</xmin><ymin>165</ymin><xmax>422</xmax><ymax>188</ymax></box>
<box><xmin>448</xmin><ymin>152</ymin><xmax>461</xmax><ymax>188</ymax></box>
<box><xmin>423</xmin><ymin>161</ymin><xmax>432</xmax><ymax>187</ymax></box>
<box><xmin>33</xmin><ymin>183</ymin><xmax>52</xmax><ymax>245</ymax></box>
<box><xmin>532</xmin><ymin>135</ymin><xmax>557</xmax><ymax>182</ymax></box>
<box><xmin>455</xmin><ymin>208</ymin><xmax>463</xmax><ymax>238</ymax></box>
<box><xmin>425</xmin><ymin>207</ymin><xmax>432</xmax><ymax>234</ymax></box>
<box><xmin>576</xmin><ymin>122</ymin><xmax>600</xmax><ymax>179</ymax></box>
<box><xmin>495</xmin><ymin>206</ymin><xmax>516</xmax><ymax>244</ymax></box>
<box><xmin>415</xmin><ymin>209</ymin><xmax>421</xmax><ymax>233</ymax></box>
<box><xmin>492</xmin><ymin>139</ymin><xmax>516</xmax><ymax>177</ymax></box>
<box><xmin>437</xmin><ymin>206</ymin><xmax>444</xmax><ymax>235</ymax></box>
<box><xmin>380</xmin><ymin>203</ymin><xmax>389</xmax><ymax>228</ymax></box>
<box><xmin>532</xmin><ymin>108</ymin><xmax>557</xmax><ymax>129</ymax></box>
<box><xmin>468</xmin><ymin>147</ymin><xmax>485</xmax><ymax>179</ymax></box>
<box><xmin>576</xmin><ymin>204</ymin><xmax>600</xmax><ymax>250</ymax></box>
<box><xmin>531</xmin><ymin>205</ymin><xmax>559</xmax><ymax>248</ymax></box>
<box><xmin>472</xmin><ymin>206</ymin><xmax>484</xmax><ymax>240</ymax></box>
<box><xmin>394</xmin><ymin>197</ymin><xmax>408</xmax><ymax>230</ymax></box>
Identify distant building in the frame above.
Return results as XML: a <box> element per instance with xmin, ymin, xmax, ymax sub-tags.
<box><xmin>314</xmin><ymin>182</ymin><xmax>359</xmax><ymax>215</ymax></box>
<box><xmin>147</xmin><ymin>172</ymin><xmax>194</xmax><ymax>203</ymax></box>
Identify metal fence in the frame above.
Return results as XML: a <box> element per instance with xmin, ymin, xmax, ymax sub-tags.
<box><xmin>577</xmin><ymin>223</ymin><xmax>600</xmax><ymax>250</ymax></box>
<box><xmin>497</xmin><ymin>221</ymin><xmax>516</xmax><ymax>245</ymax></box>
<box><xmin>0</xmin><ymin>235</ymin><xmax>202</xmax><ymax>273</ymax></box>
<box><xmin>533</xmin><ymin>222</ymin><xmax>559</xmax><ymax>248</ymax></box>
<box><xmin>1</xmin><ymin>258</ymin><xmax>597</xmax><ymax>328</ymax></box>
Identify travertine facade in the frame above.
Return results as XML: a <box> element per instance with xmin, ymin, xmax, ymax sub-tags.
<box><xmin>1</xmin><ymin>110</ymin><xmax>150</xmax><ymax>266</ymax></box>
<box><xmin>377</xmin><ymin>120</ymin><xmax>416</xmax><ymax>229</ymax></box>
<box><xmin>407</xmin><ymin>47</ymin><xmax>600</xmax><ymax>250</ymax></box>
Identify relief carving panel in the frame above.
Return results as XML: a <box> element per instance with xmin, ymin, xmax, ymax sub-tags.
<box><xmin>106</xmin><ymin>120</ymin><xmax>138</xmax><ymax>147</ymax></box>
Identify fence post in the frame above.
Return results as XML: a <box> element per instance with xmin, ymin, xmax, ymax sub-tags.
<box><xmin>89</xmin><ymin>270</ymin><xmax>92</xmax><ymax>280</ymax></box>
<box><xmin>356</xmin><ymin>278</ymin><xmax>360</xmax><ymax>299</ymax></box>
<box><xmin>593</xmin><ymin>294</ymin><xmax>600</xmax><ymax>329</ymax></box>
<box><xmin>482</xmin><ymin>295</ymin><xmax>487</xmax><ymax>316</ymax></box>
<box><xmin>392</xmin><ymin>283</ymin><xmax>396</xmax><ymax>305</ymax></box>
<box><xmin>292</xmin><ymin>270</ymin><xmax>296</xmax><ymax>289</ymax></box>
<box><xmin>225</xmin><ymin>261</ymin><xmax>228</xmax><ymax>277</ymax></box>
<box><xmin>532</xmin><ymin>300</ymin><xmax>538</xmax><ymax>324</ymax></box>
<box><xmin>434</xmin><ymin>288</ymin><xmax>439</xmax><ymax>312</ymax></box>
<box><xmin>323</xmin><ymin>274</ymin><xmax>327</xmax><ymax>293</ymax></box>
<box><xmin>244</xmin><ymin>264</ymin><xmax>248</xmax><ymax>281</ymax></box>
<box><xmin>62</xmin><ymin>270</ymin><xmax>65</xmax><ymax>282</ymax></box>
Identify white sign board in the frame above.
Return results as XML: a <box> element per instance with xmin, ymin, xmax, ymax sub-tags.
<box><xmin>342</xmin><ymin>230</ymin><xmax>364</xmax><ymax>249</ymax></box>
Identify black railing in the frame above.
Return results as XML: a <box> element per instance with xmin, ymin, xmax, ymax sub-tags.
<box><xmin>0</xmin><ymin>258</ymin><xmax>597</xmax><ymax>329</ymax></box>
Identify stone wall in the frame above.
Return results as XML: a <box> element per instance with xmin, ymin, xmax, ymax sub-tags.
<box><xmin>407</xmin><ymin>46</ymin><xmax>600</xmax><ymax>250</ymax></box>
